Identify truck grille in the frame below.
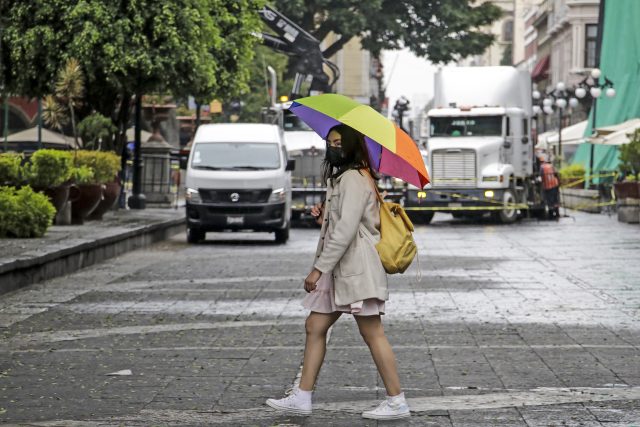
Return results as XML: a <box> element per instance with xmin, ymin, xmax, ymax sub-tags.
<box><xmin>199</xmin><ymin>189</ymin><xmax>271</xmax><ymax>203</ymax></box>
<box><xmin>431</xmin><ymin>149</ymin><xmax>477</xmax><ymax>188</ymax></box>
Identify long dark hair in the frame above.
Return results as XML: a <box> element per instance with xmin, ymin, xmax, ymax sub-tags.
<box><xmin>322</xmin><ymin>124</ymin><xmax>377</xmax><ymax>184</ymax></box>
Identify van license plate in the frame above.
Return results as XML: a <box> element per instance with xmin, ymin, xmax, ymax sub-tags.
<box><xmin>226</xmin><ymin>216</ymin><xmax>244</xmax><ymax>225</ymax></box>
<box><xmin>448</xmin><ymin>202</ymin><xmax>462</xmax><ymax>208</ymax></box>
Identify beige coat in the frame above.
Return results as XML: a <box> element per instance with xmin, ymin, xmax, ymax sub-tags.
<box><xmin>313</xmin><ymin>169</ymin><xmax>388</xmax><ymax>306</ymax></box>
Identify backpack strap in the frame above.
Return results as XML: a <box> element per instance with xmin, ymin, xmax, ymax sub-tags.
<box><xmin>361</xmin><ymin>169</ymin><xmax>385</xmax><ymax>203</ymax></box>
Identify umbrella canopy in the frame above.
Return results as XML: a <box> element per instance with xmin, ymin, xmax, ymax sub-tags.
<box><xmin>288</xmin><ymin>94</ymin><xmax>430</xmax><ymax>189</ymax></box>
<box><xmin>588</xmin><ymin>118</ymin><xmax>640</xmax><ymax>146</ymax></box>
<box><xmin>7</xmin><ymin>126</ymin><xmax>79</xmax><ymax>148</ymax></box>
<box><xmin>535</xmin><ymin>121</ymin><xmax>588</xmax><ymax>150</ymax></box>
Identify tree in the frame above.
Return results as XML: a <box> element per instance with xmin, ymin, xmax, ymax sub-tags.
<box><xmin>55</xmin><ymin>59</ymin><xmax>84</xmax><ymax>147</ymax></box>
<box><xmin>39</xmin><ymin>59</ymin><xmax>85</xmax><ymax>147</ymax></box>
<box><xmin>225</xmin><ymin>45</ymin><xmax>289</xmax><ymax>123</ymax></box>
<box><xmin>78</xmin><ymin>113</ymin><xmax>117</xmax><ymax>151</ymax></box>
<box><xmin>1</xmin><ymin>0</ymin><xmax>263</xmax><ymax>151</ymax></box>
<box><xmin>273</xmin><ymin>0</ymin><xmax>502</xmax><ymax>64</ymax></box>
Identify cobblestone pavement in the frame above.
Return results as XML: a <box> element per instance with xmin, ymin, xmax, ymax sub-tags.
<box><xmin>1</xmin><ymin>211</ymin><xmax>639</xmax><ymax>426</ymax></box>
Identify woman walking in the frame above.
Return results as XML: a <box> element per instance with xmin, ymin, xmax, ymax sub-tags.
<box><xmin>266</xmin><ymin>124</ymin><xmax>410</xmax><ymax>420</ymax></box>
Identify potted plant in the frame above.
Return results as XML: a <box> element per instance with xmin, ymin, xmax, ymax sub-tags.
<box><xmin>615</xmin><ymin>129</ymin><xmax>640</xmax><ymax>199</ymax></box>
<box><xmin>0</xmin><ymin>186</ymin><xmax>56</xmax><ymax>238</ymax></box>
<box><xmin>0</xmin><ymin>152</ymin><xmax>24</xmax><ymax>186</ymax></box>
<box><xmin>25</xmin><ymin>149</ymin><xmax>74</xmax><ymax>214</ymax></box>
<box><xmin>558</xmin><ymin>164</ymin><xmax>586</xmax><ymax>189</ymax></box>
<box><xmin>87</xmin><ymin>151</ymin><xmax>122</xmax><ymax>220</ymax></box>
<box><xmin>69</xmin><ymin>165</ymin><xmax>103</xmax><ymax>224</ymax></box>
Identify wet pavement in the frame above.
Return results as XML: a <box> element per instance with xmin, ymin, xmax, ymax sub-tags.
<box><xmin>1</xmin><ymin>211</ymin><xmax>639</xmax><ymax>426</ymax></box>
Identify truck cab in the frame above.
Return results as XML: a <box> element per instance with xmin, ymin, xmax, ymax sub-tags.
<box><xmin>409</xmin><ymin>66</ymin><xmax>536</xmax><ymax>224</ymax></box>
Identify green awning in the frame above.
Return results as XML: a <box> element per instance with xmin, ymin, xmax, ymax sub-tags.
<box><xmin>574</xmin><ymin>0</ymin><xmax>640</xmax><ymax>181</ymax></box>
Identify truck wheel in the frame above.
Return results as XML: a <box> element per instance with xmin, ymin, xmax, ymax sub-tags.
<box><xmin>187</xmin><ymin>227</ymin><xmax>205</xmax><ymax>244</ymax></box>
<box><xmin>275</xmin><ymin>225</ymin><xmax>290</xmax><ymax>244</ymax></box>
<box><xmin>408</xmin><ymin>211</ymin><xmax>434</xmax><ymax>225</ymax></box>
<box><xmin>420</xmin><ymin>212</ymin><xmax>434</xmax><ymax>224</ymax></box>
<box><xmin>497</xmin><ymin>189</ymin><xmax>518</xmax><ymax>224</ymax></box>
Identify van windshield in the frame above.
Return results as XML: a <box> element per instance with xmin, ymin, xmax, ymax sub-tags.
<box><xmin>430</xmin><ymin>116</ymin><xmax>503</xmax><ymax>137</ymax></box>
<box><xmin>192</xmin><ymin>142</ymin><xmax>281</xmax><ymax>170</ymax></box>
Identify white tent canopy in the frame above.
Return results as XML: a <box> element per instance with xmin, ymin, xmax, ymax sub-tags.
<box><xmin>7</xmin><ymin>126</ymin><xmax>79</xmax><ymax>148</ymax></box>
<box><xmin>547</xmin><ymin>120</ymin><xmax>588</xmax><ymax>145</ymax></box>
<box><xmin>536</xmin><ymin>120</ymin><xmax>588</xmax><ymax>149</ymax></box>
<box><xmin>588</xmin><ymin>118</ymin><xmax>640</xmax><ymax>146</ymax></box>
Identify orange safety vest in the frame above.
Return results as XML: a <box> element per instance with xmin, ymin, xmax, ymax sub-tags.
<box><xmin>540</xmin><ymin>163</ymin><xmax>559</xmax><ymax>190</ymax></box>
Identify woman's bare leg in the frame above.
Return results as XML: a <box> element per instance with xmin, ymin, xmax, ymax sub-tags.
<box><xmin>298</xmin><ymin>311</ymin><xmax>342</xmax><ymax>391</ymax></box>
<box><xmin>355</xmin><ymin>315</ymin><xmax>402</xmax><ymax>396</ymax></box>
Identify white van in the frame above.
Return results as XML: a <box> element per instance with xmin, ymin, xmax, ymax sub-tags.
<box><xmin>184</xmin><ymin>123</ymin><xmax>294</xmax><ymax>243</ymax></box>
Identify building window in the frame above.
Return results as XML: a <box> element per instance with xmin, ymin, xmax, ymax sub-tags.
<box><xmin>502</xmin><ymin>20</ymin><xmax>514</xmax><ymax>42</ymax></box>
<box><xmin>585</xmin><ymin>24</ymin><xmax>598</xmax><ymax>68</ymax></box>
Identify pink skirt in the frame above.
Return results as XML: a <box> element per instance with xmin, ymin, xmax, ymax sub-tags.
<box><xmin>302</xmin><ymin>269</ymin><xmax>385</xmax><ymax>316</ymax></box>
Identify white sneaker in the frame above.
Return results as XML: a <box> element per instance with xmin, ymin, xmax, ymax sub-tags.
<box><xmin>362</xmin><ymin>393</ymin><xmax>411</xmax><ymax>420</ymax></box>
<box><xmin>266</xmin><ymin>387</ymin><xmax>312</xmax><ymax>416</ymax></box>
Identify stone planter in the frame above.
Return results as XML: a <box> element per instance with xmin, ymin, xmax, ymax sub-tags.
<box><xmin>71</xmin><ymin>184</ymin><xmax>104</xmax><ymax>225</ymax></box>
<box><xmin>614</xmin><ymin>181</ymin><xmax>640</xmax><ymax>199</ymax></box>
<box><xmin>87</xmin><ymin>181</ymin><xmax>121</xmax><ymax>220</ymax></box>
<box><xmin>617</xmin><ymin>197</ymin><xmax>640</xmax><ymax>224</ymax></box>
<box><xmin>560</xmin><ymin>188</ymin><xmax>601</xmax><ymax>213</ymax></box>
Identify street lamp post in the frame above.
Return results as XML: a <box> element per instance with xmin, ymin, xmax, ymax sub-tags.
<box><xmin>573</xmin><ymin>68</ymin><xmax>616</xmax><ymax>186</ymax></box>
<box><xmin>393</xmin><ymin>96</ymin><xmax>410</xmax><ymax>132</ymax></box>
<box><xmin>532</xmin><ymin>82</ymin><xmax>578</xmax><ymax>167</ymax></box>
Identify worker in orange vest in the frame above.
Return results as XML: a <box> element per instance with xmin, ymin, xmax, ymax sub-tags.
<box><xmin>539</xmin><ymin>157</ymin><xmax>560</xmax><ymax>219</ymax></box>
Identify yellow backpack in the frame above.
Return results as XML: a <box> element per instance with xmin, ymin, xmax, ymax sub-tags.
<box><xmin>367</xmin><ymin>175</ymin><xmax>417</xmax><ymax>274</ymax></box>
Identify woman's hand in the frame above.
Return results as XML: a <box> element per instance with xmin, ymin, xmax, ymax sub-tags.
<box><xmin>310</xmin><ymin>201</ymin><xmax>324</xmax><ymax>226</ymax></box>
<box><xmin>304</xmin><ymin>268</ymin><xmax>322</xmax><ymax>293</ymax></box>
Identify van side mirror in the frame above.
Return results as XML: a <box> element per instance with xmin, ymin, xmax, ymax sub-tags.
<box><xmin>286</xmin><ymin>159</ymin><xmax>296</xmax><ymax>171</ymax></box>
<box><xmin>521</xmin><ymin>136</ymin><xmax>529</xmax><ymax>144</ymax></box>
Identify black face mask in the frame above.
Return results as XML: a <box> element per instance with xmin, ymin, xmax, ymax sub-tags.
<box><xmin>326</xmin><ymin>146</ymin><xmax>349</xmax><ymax>167</ymax></box>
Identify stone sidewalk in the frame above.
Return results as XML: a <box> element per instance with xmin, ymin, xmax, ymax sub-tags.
<box><xmin>0</xmin><ymin>211</ymin><xmax>639</xmax><ymax>425</ymax></box>
<box><xmin>0</xmin><ymin>208</ymin><xmax>185</xmax><ymax>295</ymax></box>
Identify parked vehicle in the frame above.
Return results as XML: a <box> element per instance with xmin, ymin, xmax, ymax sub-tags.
<box><xmin>184</xmin><ymin>123</ymin><xmax>294</xmax><ymax>243</ymax></box>
<box><xmin>409</xmin><ymin>66</ymin><xmax>543</xmax><ymax>223</ymax></box>
<box><xmin>281</xmin><ymin>108</ymin><xmax>327</xmax><ymax>222</ymax></box>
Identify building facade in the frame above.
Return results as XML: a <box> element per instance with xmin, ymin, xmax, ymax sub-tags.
<box><xmin>460</xmin><ymin>0</ymin><xmax>515</xmax><ymax>67</ymax></box>
<box><xmin>322</xmin><ymin>35</ymin><xmax>380</xmax><ymax>106</ymax></box>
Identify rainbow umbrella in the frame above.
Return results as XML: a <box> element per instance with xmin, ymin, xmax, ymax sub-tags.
<box><xmin>288</xmin><ymin>94</ymin><xmax>430</xmax><ymax>188</ymax></box>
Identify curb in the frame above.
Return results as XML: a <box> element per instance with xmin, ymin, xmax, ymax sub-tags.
<box><xmin>0</xmin><ymin>217</ymin><xmax>185</xmax><ymax>296</ymax></box>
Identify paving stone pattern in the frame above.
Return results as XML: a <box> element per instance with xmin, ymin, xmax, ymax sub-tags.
<box><xmin>0</xmin><ymin>211</ymin><xmax>639</xmax><ymax>426</ymax></box>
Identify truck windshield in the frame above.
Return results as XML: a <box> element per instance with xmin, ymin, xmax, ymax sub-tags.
<box><xmin>283</xmin><ymin>111</ymin><xmax>312</xmax><ymax>131</ymax></box>
<box><xmin>430</xmin><ymin>116</ymin><xmax>502</xmax><ymax>137</ymax></box>
<box><xmin>192</xmin><ymin>143</ymin><xmax>281</xmax><ymax>170</ymax></box>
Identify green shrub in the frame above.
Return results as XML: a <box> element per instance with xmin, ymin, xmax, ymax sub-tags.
<box><xmin>0</xmin><ymin>186</ymin><xmax>56</xmax><ymax>238</ymax></box>
<box><xmin>0</xmin><ymin>152</ymin><xmax>24</xmax><ymax>185</ymax></box>
<box><xmin>73</xmin><ymin>150</ymin><xmax>120</xmax><ymax>183</ymax></box>
<box><xmin>77</xmin><ymin>113</ymin><xmax>116</xmax><ymax>150</ymax></box>
<box><xmin>26</xmin><ymin>149</ymin><xmax>73</xmax><ymax>187</ymax></box>
<box><xmin>70</xmin><ymin>166</ymin><xmax>95</xmax><ymax>184</ymax></box>
<box><xmin>620</xmin><ymin>129</ymin><xmax>640</xmax><ymax>177</ymax></box>
<box><xmin>559</xmin><ymin>164</ymin><xmax>585</xmax><ymax>180</ymax></box>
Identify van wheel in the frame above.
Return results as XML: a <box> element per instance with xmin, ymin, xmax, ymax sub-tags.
<box><xmin>187</xmin><ymin>227</ymin><xmax>205</xmax><ymax>244</ymax></box>
<box><xmin>275</xmin><ymin>225</ymin><xmax>289</xmax><ymax>244</ymax></box>
<box><xmin>496</xmin><ymin>188</ymin><xmax>518</xmax><ymax>224</ymax></box>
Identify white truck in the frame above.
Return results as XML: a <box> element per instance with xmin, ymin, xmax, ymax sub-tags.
<box><xmin>405</xmin><ymin>66</ymin><xmax>543</xmax><ymax>224</ymax></box>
